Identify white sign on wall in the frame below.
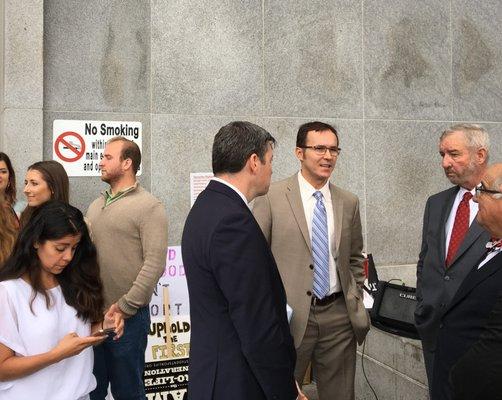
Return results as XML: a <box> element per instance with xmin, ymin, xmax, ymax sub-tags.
<box><xmin>52</xmin><ymin>119</ymin><xmax>142</xmax><ymax>177</ymax></box>
<box><xmin>190</xmin><ymin>172</ymin><xmax>213</xmax><ymax>206</ymax></box>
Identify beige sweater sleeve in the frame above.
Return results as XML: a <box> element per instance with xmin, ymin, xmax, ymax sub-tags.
<box><xmin>117</xmin><ymin>200</ymin><xmax>168</xmax><ymax>315</ymax></box>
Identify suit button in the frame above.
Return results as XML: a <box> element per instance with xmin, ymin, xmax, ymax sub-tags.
<box><xmin>309</xmin><ymin>264</ymin><xmax>314</xmax><ymax>270</ymax></box>
<box><xmin>444</xmin><ymin>275</ymin><xmax>450</xmax><ymax>281</ymax></box>
<box><xmin>441</xmin><ymin>303</ymin><xmax>446</xmax><ymax>308</ymax></box>
<box><xmin>307</xmin><ymin>290</ymin><xmax>312</xmax><ymax>296</ymax></box>
<box><xmin>439</xmin><ymin>323</ymin><xmax>444</xmax><ymax>329</ymax></box>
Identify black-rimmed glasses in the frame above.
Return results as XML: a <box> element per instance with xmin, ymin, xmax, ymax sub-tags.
<box><xmin>475</xmin><ymin>183</ymin><xmax>502</xmax><ymax>197</ymax></box>
<box><xmin>300</xmin><ymin>145</ymin><xmax>341</xmax><ymax>156</ymax></box>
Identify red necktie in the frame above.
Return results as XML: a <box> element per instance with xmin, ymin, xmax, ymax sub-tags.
<box><xmin>446</xmin><ymin>192</ymin><xmax>473</xmax><ymax>267</ymax></box>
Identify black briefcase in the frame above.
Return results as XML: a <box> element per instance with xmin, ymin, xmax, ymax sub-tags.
<box><xmin>370</xmin><ymin>281</ymin><xmax>420</xmax><ymax>340</ymax></box>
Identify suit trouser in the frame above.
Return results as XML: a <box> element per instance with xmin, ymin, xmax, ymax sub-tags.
<box><xmin>422</xmin><ymin>345</ymin><xmax>434</xmax><ymax>399</ymax></box>
<box><xmin>295</xmin><ymin>296</ymin><xmax>356</xmax><ymax>400</ymax></box>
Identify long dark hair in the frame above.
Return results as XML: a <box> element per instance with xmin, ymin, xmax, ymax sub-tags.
<box><xmin>0</xmin><ymin>152</ymin><xmax>17</xmax><ymax>205</ymax></box>
<box><xmin>1</xmin><ymin>201</ymin><xmax>104</xmax><ymax>322</ymax></box>
<box><xmin>20</xmin><ymin>161</ymin><xmax>70</xmax><ymax>227</ymax></box>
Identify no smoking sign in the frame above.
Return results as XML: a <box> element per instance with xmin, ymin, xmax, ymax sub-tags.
<box><xmin>52</xmin><ymin>119</ymin><xmax>142</xmax><ymax>177</ymax></box>
<box><xmin>54</xmin><ymin>131</ymin><xmax>86</xmax><ymax>162</ymax></box>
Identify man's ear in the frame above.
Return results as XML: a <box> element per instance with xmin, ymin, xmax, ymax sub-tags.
<box><xmin>477</xmin><ymin>148</ymin><xmax>488</xmax><ymax>165</ymax></box>
<box><xmin>295</xmin><ymin>147</ymin><xmax>304</xmax><ymax>162</ymax></box>
<box><xmin>248</xmin><ymin>153</ymin><xmax>260</xmax><ymax>174</ymax></box>
<box><xmin>122</xmin><ymin>158</ymin><xmax>133</xmax><ymax>171</ymax></box>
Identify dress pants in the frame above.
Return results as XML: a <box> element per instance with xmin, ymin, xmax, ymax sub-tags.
<box><xmin>295</xmin><ymin>296</ymin><xmax>356</xmax><ymax>400</ymax></box>
<box><xmin>422</xmin><ymin>345</ymin><xmax>434</xmax><ymax>399</ymax></box>
<box><xmin>90</xmin><ymin>306</ymin><xmax>150</xmax><ymax>400</ymax></box>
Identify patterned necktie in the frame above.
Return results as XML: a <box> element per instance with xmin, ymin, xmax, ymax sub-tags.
<box><xmin>446</xmin><ymin>192</ymin><xmax>473</xmax><ymax>267</ymax></box>
<box><xmin>312</xmin><ymin>191</ymin><xmax>330</xmax><ymax>298</ymax></box>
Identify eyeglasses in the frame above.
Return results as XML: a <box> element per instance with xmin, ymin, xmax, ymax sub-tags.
<box><xmin>300</xmin><ymin>145</ymin><xmax>341</xmax><ymax>156</ymax></box>
<box><xmin>475</xmin><ymin>183</ymin><xmax>502</xmax><ymax>197</ymax></box>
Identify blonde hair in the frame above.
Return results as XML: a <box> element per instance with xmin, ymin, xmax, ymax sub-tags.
<box><xmin>0</xmin><ymin>205</ymin><xmax>17</xmax><ymax>268</ymax></box>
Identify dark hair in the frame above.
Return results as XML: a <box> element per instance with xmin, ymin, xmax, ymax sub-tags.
<box><xmin>20</xmin><ymin>161</ymin><xmax>70</xmax><ymax>227</ymax></box>
<box><xmin>107</xmin><ymin>137</ymin><xmax>142</xmax><ymax>174</ymax></box>
<box><xmin>296</xmin><ymin>121</ymin><xmax>339</xmax><ymax>148</ymax></box>
<box><xmin>212</xmin><ymin>121</ymin><xmax>276</xmax><ymax>174</ymax></box>
<box><xmin>0</xmin><ymin>152</ymin><xmax>17</xmax><ymax>205</ymax></box>
<box><xmin>1</xmin><ymin>201</ymin><xmax>104</xmax><ymax>322</ymax></box>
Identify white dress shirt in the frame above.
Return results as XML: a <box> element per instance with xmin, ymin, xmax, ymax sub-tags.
<box><xmin>298</xmin><ymin>171</ymin><xmax>341</xmax><ymax>294</ymax></box>
<box><xmin>478</xmin><ymin>241</ymin><xmax>502</xmax><ymax>269</ymax></box>
<box><xmin>445</xmin><ymin>187</ymin><xmax>478</xmax><ymax>258</ymax></box>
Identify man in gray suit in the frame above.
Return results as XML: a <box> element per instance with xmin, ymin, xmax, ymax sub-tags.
<box><xmin>415</xmin><ymin>123</ymin><xmax>490</xmax><ymax>389</ymax></box>
<box><xmin>253</xmin><ymin>121</ymin><xmax>369</xmax><ymax>400</ymax></box>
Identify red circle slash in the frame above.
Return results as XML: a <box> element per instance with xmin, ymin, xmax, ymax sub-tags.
<box><xmin>54</xmin><ymin>131</ymin><xmax>86</xmax><ymax>162</ymax></box>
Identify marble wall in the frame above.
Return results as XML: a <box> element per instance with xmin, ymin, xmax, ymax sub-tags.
<box><xmin>42</xmin><ymin>1</ymin><xmax>502</xmax><ymax>269</ymax></box>
<box><xmin>4</xmin><ymin>1</ymin><xmax>502</xmax><ymax>398</ymax></box>
<box><xmin>1</xmin><ymin>0</ymin><xmax>44</xmax><ymax>186</ymax></box>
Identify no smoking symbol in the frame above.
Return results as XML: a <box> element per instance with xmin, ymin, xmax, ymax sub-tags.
<box><xmin>54</xmin><ymin>131</ymin><xmax>86</xmax><ymax>162</ymax></box>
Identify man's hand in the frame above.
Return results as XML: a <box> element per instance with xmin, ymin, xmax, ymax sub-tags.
<box><xmin>103</xmin><ymin>303</ymin><xmax>127</xmax><ymax>340</ymax></box>
<box><xmin>108</xmin><ymin>302</ymin><xmax>130</xmax><ymax>319</ymax></box>
<box><xmin>296</xmin><ymin>380</ymin><xmax>309</xmax><ymax>400</ymax></box>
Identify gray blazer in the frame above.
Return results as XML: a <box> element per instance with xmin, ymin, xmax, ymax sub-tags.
<box><xmin>415</xmin><ymin>186</ymin><xmax>489</xmax><ymax>351</ymax></box>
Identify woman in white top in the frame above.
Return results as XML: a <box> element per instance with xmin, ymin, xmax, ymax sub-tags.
<box><xmin>0</xmin><ymin>201</ymin><xmax>124</xmax><ymax>400</ymax></box>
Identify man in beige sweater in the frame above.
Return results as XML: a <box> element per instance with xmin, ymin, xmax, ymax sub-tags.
<box><xmin>87</xmin><ymin>137</ymin><xmax>168</xmax><ymax>400</ymax></box>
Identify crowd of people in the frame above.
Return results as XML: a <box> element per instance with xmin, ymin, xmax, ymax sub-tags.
<box><xmin>0</xmin><ymin>138</ymin><xmax>168</xmax><ymax>400</ymax></box>
<box><xmin>1</xmin><ymin>120</ymin><xmax>502</xmax><ymax>400</ymax></box>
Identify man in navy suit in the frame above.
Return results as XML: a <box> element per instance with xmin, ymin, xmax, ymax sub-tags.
<box><xmin>182</xmin><ymin>121</ymin><xmax>298</xmax><ymax>400</ymax></box>
<box><xmin>415</xmin><ymin>124</ymin><xmax>490</xmax><ymax>389</ymax></box>
<box><xmin>432</xmin><ymin>163</ymin><xmax>502</xmax><ymax>400</ymax></box>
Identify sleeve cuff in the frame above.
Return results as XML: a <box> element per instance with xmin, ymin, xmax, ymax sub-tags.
<box><xmin>117</xmin><ymin>296</ymin><xmax>138</xmax><ymax>316</ymax></box>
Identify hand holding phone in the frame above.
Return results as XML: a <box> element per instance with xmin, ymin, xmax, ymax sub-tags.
<box><xmin>92</xmin><ymin>327</ymin><xmax>116</xmax><ymax>338</ymax></box>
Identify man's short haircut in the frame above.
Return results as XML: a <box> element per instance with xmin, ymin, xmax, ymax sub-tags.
<box><xmin>296</xmin><ymin>121</ymin><xmax>339</xmax><ymax>148</ymax></box>
<box><xmin>212</xmin><ymin>121</ymin><xmax>276</xmax><ymax>175</ymax></box>
<box><xmin>441</xmin><ymin>123</ymin><xmax>490</xmax><ymax>161</ymax></box>
<box><xmin>107</xmin><ymin>137</ymin><xmax>142</xmax><ymax>174</ymax></box>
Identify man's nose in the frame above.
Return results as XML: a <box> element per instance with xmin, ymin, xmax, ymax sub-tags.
<box><xmin>442</xmin><ymin>155</ymin><xmax>451</xmax><ymax>168</ymax></box>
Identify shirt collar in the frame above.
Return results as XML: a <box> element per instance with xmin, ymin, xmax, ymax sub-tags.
<box><xmin>103</xmin><ymin>181</ymin><xmax>138</xmax><ymax>200</ymax></box>
<box><xmin>486</xmin><ymin>238</ymin><xmax>502</xmax><ymax>250</ymax></box>
<box><xmin>298</xmin><ymin>171</ymin><xmax>330</xmax><ymax>202</ymax></box>
<box><xmin>457</xmin><ymin>186</ymin><xmax>475</xmax><ymax>200</ymax></box>
<box><xmin>212</xmin><ymin>177</ymin><xmax>250</xmax><ymax>209</ymax></box>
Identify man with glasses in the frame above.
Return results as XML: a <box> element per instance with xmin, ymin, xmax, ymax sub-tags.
<box><xmin>253</xmin><ymin>121</ymin><xmax>369</xmax><ymax>400</ymax></box>
<box><xmin>432</xmin><ymin>163</ymin><xmax>502</xmax><ymax>400</ymax></box>
<box><xmin>415</xmin><ymin>124</ymin><xmax>490</xmax><ymax>392</ymax></box>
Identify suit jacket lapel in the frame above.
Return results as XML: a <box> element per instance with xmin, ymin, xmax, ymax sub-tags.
<box><xmin>329</xmin><ymin>183</ymin><xmax>343</xmax><ymax>254</ymax></box>
<box><xmin>439</xmin><ymin>187</ymin><xmax>460</xmax><ymax>265</ymax></box>
<box><xmin>286</xmin><ymin>175</ymin><xmax>311</xmax><ymax>252</ymax></box>
<box><xmin>447</xmin><ymin>252</ymin><xmax>502</xmax><ymax>311</ymax></box>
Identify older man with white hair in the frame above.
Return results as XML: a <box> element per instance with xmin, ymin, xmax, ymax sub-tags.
<box><xmin>415</xmin><ymin>124</ymin><xmax>491</xmax><ymax>389</ymax></box>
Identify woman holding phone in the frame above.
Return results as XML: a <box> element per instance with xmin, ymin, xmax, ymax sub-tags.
<box><xmin>0</xmin><ymin>201</ymin><xmax>124</xmax><ymax>400</ymax></box>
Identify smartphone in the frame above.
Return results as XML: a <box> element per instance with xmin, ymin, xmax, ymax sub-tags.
<box><xmin>92</xmin><ymin>327</ymin><xmax>116</xmax><ymax>338</ymax></box>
